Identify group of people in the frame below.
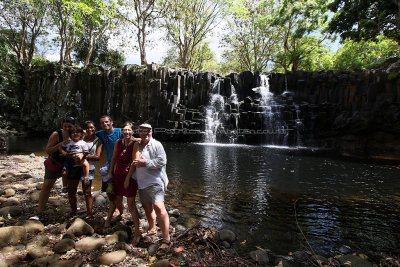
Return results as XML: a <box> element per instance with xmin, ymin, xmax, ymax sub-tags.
<box><xmin>30</xmin><ymin>115</ymin><xmax>170</xmax><ymax>245</ymax></box>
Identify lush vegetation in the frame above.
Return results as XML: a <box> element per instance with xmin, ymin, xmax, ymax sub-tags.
<box><xmin>0</xmin><ymin>0</ymin><xmax>399</xmax><ymax>75</ymax></box>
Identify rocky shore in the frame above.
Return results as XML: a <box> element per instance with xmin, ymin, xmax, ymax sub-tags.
<box><xmin>0</xmin><ymin>155</ymin><xmax>398</xmax><ymax>266</ymax></box>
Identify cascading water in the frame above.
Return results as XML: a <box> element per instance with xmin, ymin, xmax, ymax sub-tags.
<box><xmin>204</xmin><ymin>79</ymin><xmax>225</xmax><ymax>143</ymax></box>
<box><xmin>253</xmin><ymin>75</ymin><xmax>288</xmax><ymax>145</ymax></box>
<box><xmin>204</xmin><ymin>79</ymin><xmax>240</xmax><ymax>143</ymax></box>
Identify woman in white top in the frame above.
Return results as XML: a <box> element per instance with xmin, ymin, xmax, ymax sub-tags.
<box><xmin>81</xmin><ymin>120</ymin><xmax>103</xmax><ymax>218</ymax></box>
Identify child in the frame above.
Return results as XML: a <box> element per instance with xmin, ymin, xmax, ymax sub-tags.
<box><xmin>60</xmin><ymin>125</ymin><xmax>90</xmax><ymax>185</ymax></box>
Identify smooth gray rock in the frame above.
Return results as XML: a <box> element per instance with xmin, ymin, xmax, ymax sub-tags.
<box><xmin>338</xmin><ymin>254</ymin><xmax>374</xmax><ymax>267</ymax></box>
<box><xmin>98</xmin><ymin>250</ymin><xmax>126</xmax><ymax>265</ymax></box>
<box><xmin>12</xmin><ymin>184</ymin><xmax>28</xmax><ymax>191</ymax></box>
<box><xmin>53</xmin><ymin>259</ymin><xmax>83</xmax><ymax>267</ymax></box>
<box><xmin>175</xmin><ymin>224</ymin><xmax>186</xmax><ymax>233</ymax></box>
<box><xmin>53</xmin><ymin>238</ymin><xmax>75</xmax><ymax>254</ymax></box>
<box><xmin>31</xmin><ymin>254</ymin><xmax>60</xmax><ymax>267</ymax></box>
<box><xmin>2</xmin><ymin>188</ymin><xmax>15</xmax><ymax>197</ymax></box>
<box><xmin>168</xmin><ymin>209</ymin><xmax>180</xmax><ymax>217</ymax></box>
<box><xmin>75</xmin><ymin>237</ymin><xmax>105</xmax><ymax>252</ymax></box>
<box><xmin>0</xmin><ymin>206</ymin><xmax>23</xmax><ymax>217</ymax></box>
<box><xmin>216</xmin><ymin>229</ymin><xmax>236</xmax><ymax>243</ymax></box>
<box><xmin>30</xmin><ymin>191</ymin><xmax>40</xmax><ymax>201</ymax></box>
<box><xmin>0</xmin><ymin>226</ymin><xmax>26</xmax><ymax>247</ymax></box>
<box><xmin>148</xmin><ymin>244</ymin><xmax>158</xmax><ymax>256</ymax></box>
<box><xmin>221</xmin><ymin>241</ymin><xmax>231</xmax><ymax>248</ymax></box>
<box><xmin>23</xmin><ymin>220</ymin><xmax>44</xmax><ymax>234</ymax></box>
<box><xmin>105</xmin><ymin>231</ymin><xmax>128</xmax><ymax>244</ymax></box>
<box><xmin>29</xmin><ymin>235</ymin><xmax>49</xmax><ymax>246</ymax></box>
<box><xmin>27</xmin><ymin>244</ymin><xmax>52</xmax><ymax>259</ymax></box>
<box><xmin>250</xmin><ymin>250</ymin><xmax>269</xmax><ymax>266</ymax></box>
<box><xmin>93</xmin><ymin>194</ymin><xmax>107</xmax><ymax>207</ymax></box>
<box><xmin>64</xmin><ymin>218</ymin><xmax>94</xmax><ymax>238</ymax></box>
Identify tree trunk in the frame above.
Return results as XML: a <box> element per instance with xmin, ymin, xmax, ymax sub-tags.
<box><xmin>138</xmin><ymin>24</ymin><xmax>147</xmax><ymax>65</ymax></box>
<box><xmin>84</xmin><ymin>27</ymin><xmax>95</xmax><ymax>67</ymax></box>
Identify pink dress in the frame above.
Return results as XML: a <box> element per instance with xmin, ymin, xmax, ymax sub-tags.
<box><xmin>113</xmin><ymin>139</ymin><xmax>138</xmax><ymax>197</ymax></box>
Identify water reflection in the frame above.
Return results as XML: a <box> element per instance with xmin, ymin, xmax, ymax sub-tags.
<box><xmin>164</xmin><ymin>143</ymin><xmax>400</xmax><ymax>257</ymax></box>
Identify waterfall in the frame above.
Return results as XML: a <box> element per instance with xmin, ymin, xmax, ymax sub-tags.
<box><xmin>204</xmin><ymin>80</ymin><xmax>224</xmax><ymax>143</ymax></box>
<box><xmin>204</xmin><ymin>79</ymin><xmax>240</xmax><ymax>143</ymax></box>
<box><xmin>253</xmin><ymin>75</ymin><xmax>287</xmax><ymax>145</ymax></box>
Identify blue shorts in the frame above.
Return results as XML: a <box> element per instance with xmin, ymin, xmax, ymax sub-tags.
<box><xmin>82</xmin><ymin>169</ymin><xmax>95</xmax><ymax>181</ymax></box>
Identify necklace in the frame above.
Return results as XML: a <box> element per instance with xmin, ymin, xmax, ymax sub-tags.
<box><xmin>122</xmin><ymin>138</ymin><xmax>133</xmax><ymax>153</ymax></box>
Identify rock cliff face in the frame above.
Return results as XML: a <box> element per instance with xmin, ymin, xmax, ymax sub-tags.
<box><xmin>20</xmin><ymin>64</ymin><xmax>400</xmax><ymax>160</ymax></box>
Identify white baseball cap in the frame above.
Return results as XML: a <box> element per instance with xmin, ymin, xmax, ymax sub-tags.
<box><xmin>139</xmin><ymin>123</ymin><xmax>152</xmax><ymax>129</ymax></box>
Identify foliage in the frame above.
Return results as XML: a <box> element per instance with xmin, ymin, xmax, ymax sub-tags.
<box><xmin>31</xmin><ymin>55</ymin><xmax>52</xmax><ymax>67</ymax></box>
<box><xmin>271</xmin><ymin>0</ymin><xmax>329</xmax><ymax>72</ymax></box>
<box><xmin>49</xmin><ymin>0</ymin><xmax>118</xmax><ymax>65</ymax></box>
<box><xmin>220</xmin><ymin>0</ymin><xmax>280</xmax><ymax>73</ymax></box>
<box><xmin>327</xmin><ymin>0</ymin><xmax>400</xmax><ymax>44</ymax></box>
<box><xmin>332</xmin><ymin>36</ymin><xmax>400</xmax><ymax>71</ymax></box>
<box><xmin>272</xmin><ymin>36</ymin><xmax>334</xmax><ymax>72</ymax></box>
<box><xmin>163</xmin><ymin>42</ymin><xmax>218</xmax><ymax>72</ymax></box>
<box><xmin>221</xmin><ymin>0</ymin><xmax>330</xmax><ymax>73</ymax></box>
<box><xmin>96</xmin><ymin>50</ymin><xmax>125</xmax><ymax>68</ymax></box>
<box><xmin>159</xmin><ymin>0</ymin><xmax>221</xmax><ymax>69</ymax></box>
<box><xmin>0</xmin><ymin>37</ymin><xmax>20</xmax><ymax>117</ymax></box>
<box><xmin>0</xmin><ymin>0</ymin><xmax>49</xmax><ymax>71</ymax></box>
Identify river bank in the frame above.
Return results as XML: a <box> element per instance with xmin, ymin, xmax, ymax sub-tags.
<box><xmin>0</xmin><ymin>154</ymin><xmax>398</xmax><ymax>266</ymax></box>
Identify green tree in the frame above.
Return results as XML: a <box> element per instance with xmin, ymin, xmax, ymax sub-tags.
<box><xmin>272</xmin><ymin>0</ymin><xmax>329</xmax><ymax>72</ymax></box>
<box><xmin>74</xmin><ymin>33</ymin><xmax>125</xmax><ymax>68</ymax></box>
<box><xmin>220</xmin><ymin>0</ymin><xmax>280</xmax><ymax>73</ymax></box>
<box><xmin>50</xmin><ymin>0</ymin><xmax>117</xmax><ymax>66</ymax></box>
<box><xmin>0</xmin><ymin>0</ymin><xmax>48</xmax><ymax>72</ymax></box>
<box><xmin>96</xmin><ymin>50</ymin><xmax>125</xmax><ymax>68</ymax></box>
<box><xmin>0</xmin><ymin>37</ymin><xmax>20</xmax><ymax>118</ymax></box>
<box><xmin>163</xmin><ymin>42</ymin><xmax>218</xmax><ymax>71</ymax></box>
<box><xmin>328</xmin><ymin>0</ymin><xmax>400</xmax><ymax>44</ymax></box>
<box><xmin>272</xmin><ymin>36</ymin><xmax>334</xmax><ymax>72</ymax></box>
<box><xmin>332</xmin><ymin>36</ymin><xmax>400</xmax><ymax>71</ymax></box>
<box><xmin>159</xmin><ymin>0</ymin><xmax>221</xmax><ymax>69</ymax></box>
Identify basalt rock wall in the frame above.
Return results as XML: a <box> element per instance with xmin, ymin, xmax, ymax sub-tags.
<box><xmin>19</xmin><ymin>64</ymin><xmax>400</xmax><ymax>160</ymax></box>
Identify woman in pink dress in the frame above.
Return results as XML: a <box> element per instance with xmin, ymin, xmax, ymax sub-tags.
<box><xmin>106</xmin><ymin>121</ymin><xmax>140</xmax><ymax>245</ymax></box>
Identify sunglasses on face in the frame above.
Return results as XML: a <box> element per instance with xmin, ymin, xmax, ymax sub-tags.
<box><xmin>139</xmin><ymin>129</ymin><xmax>150</xmax><ymax>133</ymax></box>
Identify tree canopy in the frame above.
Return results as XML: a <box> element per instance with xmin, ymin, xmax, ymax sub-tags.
<box><xmin>328</xmin><ymin>0</ymin><xmax>400</xmax><ymax>44</ymax></box>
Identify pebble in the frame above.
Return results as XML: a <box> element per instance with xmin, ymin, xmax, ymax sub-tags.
<box><xmin>0</xmin><ymin>206</ymin><xmax>23</xmax><ymax>217</ymax></box>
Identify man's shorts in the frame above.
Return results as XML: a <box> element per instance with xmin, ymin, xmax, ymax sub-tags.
<box><xmin>139</xmin><ymin>184</ymin><xmax>165</xmax><ymax>204</ymax></box>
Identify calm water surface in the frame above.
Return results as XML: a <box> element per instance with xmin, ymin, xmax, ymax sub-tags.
<box><xmin>6</xmin><ymin>137</ymin><xmax>400</xmax><ymax>257</ymax></box>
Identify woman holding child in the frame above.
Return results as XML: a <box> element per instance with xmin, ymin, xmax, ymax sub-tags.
<box><xmin>62</xmin><ymin>121</ymin><xmax>103</xmax><ymax>219</ymax></box>
<box><xmin>106</xmin><ymin>121</ymin><xmax>141</xmax><ymax>245</ymax></box>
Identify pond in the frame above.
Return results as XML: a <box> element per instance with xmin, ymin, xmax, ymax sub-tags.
<box><xmin>6</xmin><ymin>136</ymin><xmax>400</xmax><ymax>258</ymax></box>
